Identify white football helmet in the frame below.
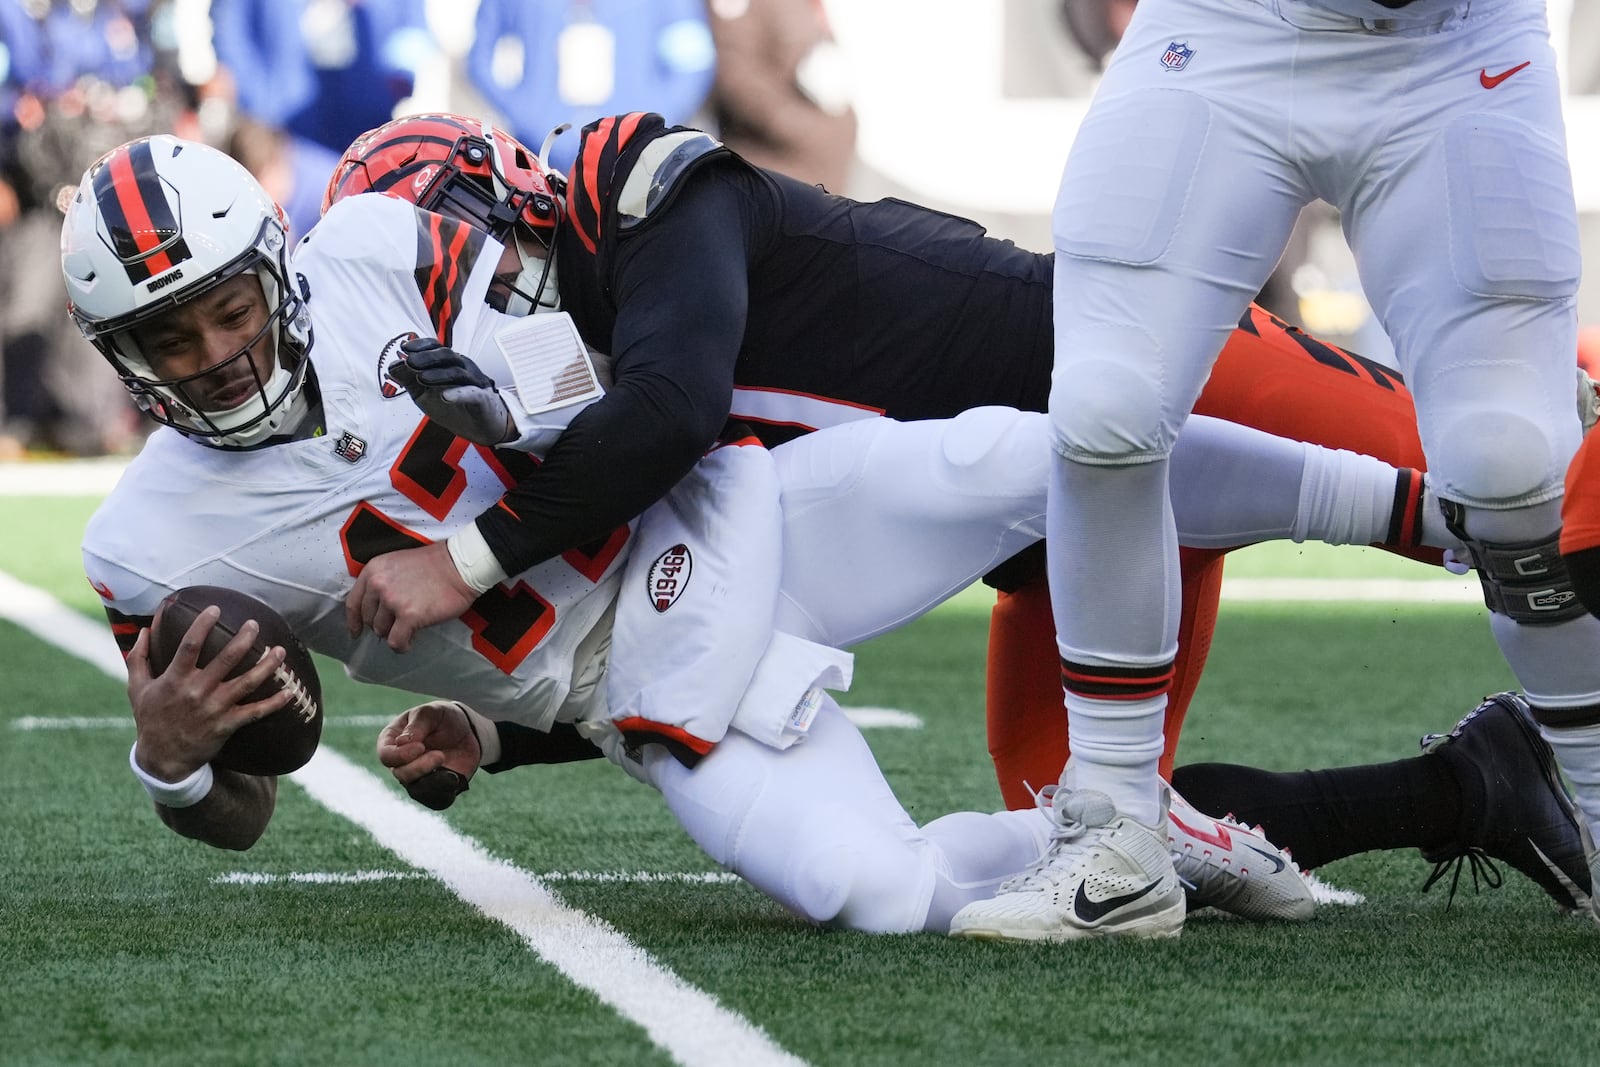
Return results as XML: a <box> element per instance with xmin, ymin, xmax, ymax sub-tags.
<box><xmin>61</xmin><ymin>135</ymin><xmax>314</xmax><ymax>448</ymax></box>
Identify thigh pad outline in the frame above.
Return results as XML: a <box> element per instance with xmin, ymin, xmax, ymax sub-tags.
<box><xmin>1445</xmin><ymin>112</ymin><xmax>1580</xmax><ymax>301</ymax></box>
<box><xmin>1054</xmin><ymin>90</ymin><xmax>1211</xmax><ymax>267</ymax></box>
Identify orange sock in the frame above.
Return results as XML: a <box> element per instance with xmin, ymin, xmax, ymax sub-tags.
<box><xmin>985</xmin><ymin>578</ymin><xmax>1067</xmax><ymax>809</ymax></box>
<box><xmin>984</xmin><ymin>549</ymin><xmax>1228</xmax><ymax>808</ymax></box>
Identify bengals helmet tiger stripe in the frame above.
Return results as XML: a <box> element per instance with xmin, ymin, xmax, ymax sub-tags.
<box><xmin>324</xmin><ymin>113</ymin><xmax>564</xmax><ymax>317</ymax></box>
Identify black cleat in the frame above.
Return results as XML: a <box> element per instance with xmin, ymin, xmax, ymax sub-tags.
<box><xmin>1419</xmin><ymin>692</ymin><xmax>1591</xmax><ymax>912</ymax></box>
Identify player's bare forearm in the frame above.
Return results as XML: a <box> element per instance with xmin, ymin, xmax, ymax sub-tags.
<box><xmin>152</xmin><ymin>770</ymin><xmax>278</xmax><ymax>851</ymax></box>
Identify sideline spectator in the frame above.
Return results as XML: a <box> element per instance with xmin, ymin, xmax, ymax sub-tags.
<box><xmin>703</xmin><ymin>0</ymin><xmax>855</xmax><ymax>193</ymax></box>
<box><xmin>209</xmin><ymin>0</ymin><xmax>433</xmax><ymax>154</ymax></box>
<box><xmin>0</xmin><ymin>0</ymin><xmax>172</xmax><ymax>456</ymax></box>
<box><xmin>466</xmin><ymin>0</ymin><xmax>714</xmax><ymax>175</ymax></box>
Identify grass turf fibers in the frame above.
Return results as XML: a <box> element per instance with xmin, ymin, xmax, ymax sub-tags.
<box><xmin>5</xmin><ymin>490</ymin><xmax>1598</xmax><ymax>1065</ymax></box>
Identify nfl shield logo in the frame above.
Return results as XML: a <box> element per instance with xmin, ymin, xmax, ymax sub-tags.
<box><xmin>333</xmin><ymin>431</ymin><xmax>367</xmax><ymax>464</ymax></box>
<box><xmin>1161</xmin><ymin>41</ymin><xmax>1195</xmax><ymax>71</ymax></box>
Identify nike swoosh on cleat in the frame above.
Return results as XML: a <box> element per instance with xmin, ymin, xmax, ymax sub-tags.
<box><xmin>1170</xmin><ymin>811</ymin><xmax>1232</xmax><ymax>850</ymax></box>
<box><xmin>1480</xmin><ymin>61</ymin><xmax>1531</xmax><ymax>89</ymax></box>
<box><xmin>1073</xmin><ymin>879</ymin><xmax>1162</xmax><ymax>924</ymax></box>
<box><xmin>1529</xmin><ymin>840</ymin><xmax>1590</xmax><ymax>912</ymax></box>
<box><xmin>1245</xmin><ymin>844</ymin><xmax>1287</xmax><ymax>874</ymax></box>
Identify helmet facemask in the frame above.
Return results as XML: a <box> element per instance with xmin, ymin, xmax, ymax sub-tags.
<box><xmin>326</xmin><ymin>115</ymin><xmax>565</xmax><ymax>317</ymax></box>
<box><xmin>415</xmin><ymin>133</ymin><xmax>563</xmax><ymax>316</ymax></box>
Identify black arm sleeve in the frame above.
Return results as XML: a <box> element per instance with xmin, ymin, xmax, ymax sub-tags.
<box><xmin>482</xmin><ymin>719</ymin><xmax>605</xmax><ymax>772</ymax></box>
<box><xmin>474</xmin><ymin>172</ymin><xmax>758</xmax><ymax>575</ymax></box>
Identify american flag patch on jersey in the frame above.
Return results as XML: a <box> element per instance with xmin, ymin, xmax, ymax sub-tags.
<box><xmin>1161</xmin><ymin>41</ymin><xmax>1195</xmax><ymax>71</ymax></box>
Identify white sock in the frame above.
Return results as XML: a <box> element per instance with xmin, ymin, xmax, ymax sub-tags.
<box><xmin>1539</xmin><ymin>721</ymin><xmax>1600</xmax><ymax>845</ymax></box>
<box><xmin>1060</xmin><ymin>691</ymin><xmax>1166</xmax><ymax>826</ymax></box>
<box><xmin>1292</xmin><ymin>445</ymin><xmax>1402</xmax><ymax>547</ymax></box>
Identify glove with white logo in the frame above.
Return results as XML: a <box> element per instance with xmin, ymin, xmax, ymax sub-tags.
<box><xmin>389</xmin><ymin>338</ymin><xmax>515</xmax><ymax>445</ymax></box>
<box><xmin>1579</xmin><ymin>366</ymin><xmax>1600</xmax><ymax>436</ymax></box>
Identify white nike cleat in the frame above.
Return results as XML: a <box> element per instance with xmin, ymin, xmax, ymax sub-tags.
<box><xmin>1166</xmin><ymin>785</ymin><xmax>1315</xmax><ymax>921</ymax></box>
<box><xmin>949</xmin><ymin>785</ymin><xmax>1184</xmax><ymax>942</ymax></box>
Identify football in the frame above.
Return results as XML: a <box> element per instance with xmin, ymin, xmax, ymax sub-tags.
<box><xmin>147</xmin><ymin>585</ymin><xmax>324</xmax><ymax>776</ymax></box>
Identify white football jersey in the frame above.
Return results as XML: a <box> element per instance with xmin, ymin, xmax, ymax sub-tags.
<box><xmin>84</xmin><ymin>194</ymin><xmax>629</xmax><ymax>730</ymax></box>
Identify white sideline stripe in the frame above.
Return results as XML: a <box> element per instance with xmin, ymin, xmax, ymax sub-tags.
<box><xmin>14</xmin><ymin>716</ymin><xmax>131</xmax><ymax>730</ymax></box>
<box><xmin>845</xmin><ymin>707</ymin><xmax>921</xmax><ymax>729</ymax></box>
<box><xmin>6</xmin><ymin>573</ymin><xmax>808</xmax><ymax>1067</ymax></box>
<box><xmin>293</xmin><ymin>747</ymin><xmax>807</xmax><ymax>1067</ymax></box>
<box><xmin>0</xmin><ymin>571</ymin><xmax>128</xmax><ymax>679</ymax></box>
<box><xmin>0</xmin><ymin>457</ymin><xmax>129</xmax><ymax>495</ymax></box>
<box><xmin>216</xmin><ymin>869</ymin><xmax>744</xmax><ymax>887</ymax></box>
<box><xmin>216</xmin><ymin>870</ymin><xmax>430</xmax><ymax>885</ymax></box>
<box><xmin>16</xmin><ymin>709</ymin><xmax>925</xmax><ymax>732</ymax></box>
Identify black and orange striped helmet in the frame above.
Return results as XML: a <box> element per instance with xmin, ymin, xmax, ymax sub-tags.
<box><xmin>325</xmin><ymin>113</ymin><xmax>564</xmax><ymax>316</ymax></box>
<box><xmin>60</xmin><ymin>136</ymin><xmax>314</xmax><ymax>448</ymax></box>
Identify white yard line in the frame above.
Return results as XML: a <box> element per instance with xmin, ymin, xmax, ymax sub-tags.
<box><xmin>216</xmin><ymin>869</ymin><xmax>744</xmax><ymax>886</ymax></box>
<box><xmin>3</xmin><ymin>573</ymin><xmax>808</xmax><ymax>1067</ymax></box>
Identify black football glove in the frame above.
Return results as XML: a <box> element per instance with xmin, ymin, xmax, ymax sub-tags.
<box><xmin>389</xmin><ymin>338</ymin><xmax>515</xmax><ymax>446</ymax></box>
<box><xmin>404</xmin><ymin>767</ymin><xmax>471</xmax><ymax>811</ymax></box>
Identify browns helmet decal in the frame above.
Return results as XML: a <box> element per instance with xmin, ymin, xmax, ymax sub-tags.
<box><xmin>90</xmin><ymin>139</ymin><xmax>194</xmax><ymax>283</ymax></box>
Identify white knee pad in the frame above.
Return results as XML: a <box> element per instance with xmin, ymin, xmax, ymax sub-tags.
<box><xmin>1430</xmin><ymin>408</ymin><xmax>1562</xmax><ymax>509</ymax></box>
<box><xmin>786</xmin><ymin>828</ymin><xmax>937</xmax><ymax>933</ymax></box>
<box><xmin>1047</xmin><ymin>331</ymin><xmax>1176</xmax><ymax>464</ymax></box>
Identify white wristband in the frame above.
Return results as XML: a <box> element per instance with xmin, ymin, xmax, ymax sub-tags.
<box><xmin>129</xmin><ymin>742</ymin><xmax>215</xmax><ymax>808</ymax></box>
<box><xmin>447</xmin><ymin>522</ymin><xmax>510</xmax><ymax>595</ymax></box>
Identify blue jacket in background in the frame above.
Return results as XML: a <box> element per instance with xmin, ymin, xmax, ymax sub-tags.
<box><xmin>466</xmin><ymin>0</ymin><xmax>714</xmax><ymax>175</ymax></box>
<box><xmin>211</xmin><ymin>0</ymin><xmax>433</xmax><ymax>153</ymax></box>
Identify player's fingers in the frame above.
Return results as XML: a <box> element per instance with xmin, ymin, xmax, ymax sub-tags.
<box><xmin>376</xmin><ymin>706</ymin><xmax>420</xmax><ymax>748</ymax></box>
<box><xmin>204</xmin><ymin>618</ymin><xmax>264</xmax><ymax>679</ymax></box>
<box><xmin>174</xmin><ymin>605</ymin><xmax>222</xmax><ymax>669</ymax></box>
<box><xmin>125</xmin><ymin>626</ymin><xmax>153</xmax><ymax>686</ymax></box>
<box><xmin>389</xmin><ymin>747</ymin><xmax>448</xmax><ymax>786</ymax></box>
<box><xmin>373</xmin><ymin>603</ymin><xmax>396</xmax><ymax>643</ymax></box>
<box><xmin>219</xmin><ymin>642</ymin><xmax>285</xmax><ymax>700</ymax></box>
<box><xmin>344</xmin><ymin>572</ymin><xmax>368</xmax><ymax>639</ymax></box>
<box><xmin>378</xmin><ymin>736</ymin><xmax>428</xmax><ymax>768</ymax></box>
<box><xmin>225</xmin><ymin>682</ymin><xmax>294</xmax><ymax>731</ymax></box>
<box><xmin>387</xmin><ymin>614</ymin><xmax>415</xmax><ymax>653</ymax></box>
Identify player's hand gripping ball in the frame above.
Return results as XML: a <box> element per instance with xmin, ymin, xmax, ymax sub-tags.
<box><xmin>148</xmin><ymin>586</ymin><xmax>324</xmax><ymax>775</ymax></box>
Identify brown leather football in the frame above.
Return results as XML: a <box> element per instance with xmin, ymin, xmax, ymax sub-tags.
<box><xmin>147</xmin><ymin>585</ymin><xmax>324</xmax><ymax>775</ymax></box>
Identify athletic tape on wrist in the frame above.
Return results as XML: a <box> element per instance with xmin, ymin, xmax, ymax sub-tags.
<box><xmin>447</xmin><ymin>522</ymin><xmax>509</xmax><ymax>595</ymax></box>
<box><xmin>129</xmin><ymin>742</ymin><xmax>215</xmax><ymax>808</ymax></box>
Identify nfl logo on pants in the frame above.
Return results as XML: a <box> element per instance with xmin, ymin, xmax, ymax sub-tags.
<box><xmin>1161</xmin><ymin>41</ymin><xmax>1195</xmax><ymax>71</ymax></box>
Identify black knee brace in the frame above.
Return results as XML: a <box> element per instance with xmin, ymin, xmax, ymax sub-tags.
<box><xmin>1442</xmin><ymin>501</ymin><xmax>1585</xmax><ymax>624</ymax></box>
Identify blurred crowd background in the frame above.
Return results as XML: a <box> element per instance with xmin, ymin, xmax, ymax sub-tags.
<box><xmin>0</xmin><ymin>0</ymin><xmax>1596</xmax><ymax>458</ymax></box>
